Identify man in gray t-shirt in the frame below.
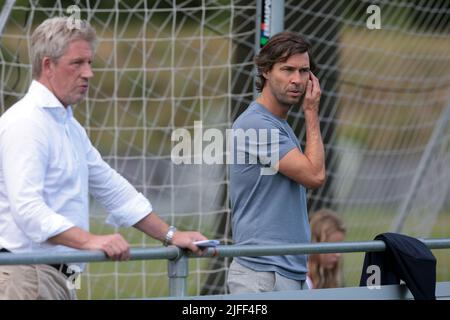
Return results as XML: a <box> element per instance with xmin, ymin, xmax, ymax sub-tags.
<box><xmin>228</xmin><ymin>31</ymin><xmax>325</xmax><ymax>294</ymax></box>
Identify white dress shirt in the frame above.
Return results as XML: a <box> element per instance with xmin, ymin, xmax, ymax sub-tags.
<box><xmin>0</xmin><ymin>80</ymin><xmax>152</xmax><ymax>255</ymax></box>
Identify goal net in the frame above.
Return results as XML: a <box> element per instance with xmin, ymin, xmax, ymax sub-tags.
<box><xmin>1</xmin><ymin>0</ymin><xmax>449</xmax><ymax>298</ymax></box>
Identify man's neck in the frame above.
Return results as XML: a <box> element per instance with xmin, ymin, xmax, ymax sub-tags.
<box><xmin>37</xmin><ymin>78</ymin><xmax>68</xmax><ymax>109</ymax></box>
<box><xmin>256</xmin><ymin>91</ymin><xmax>290</xmax><ymax>120</ymax></box>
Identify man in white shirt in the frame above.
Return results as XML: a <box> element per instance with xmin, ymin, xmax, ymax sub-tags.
<box><xmin>0</xmin><ymin>17</ymin><xmax>207</xmax><ymax>299</ymax></box>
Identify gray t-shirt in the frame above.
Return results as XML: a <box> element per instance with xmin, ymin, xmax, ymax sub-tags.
<box><xmin>229</xmin><ymin>102</ymin><xmax>310</xmax><ymax>280</ymax></box>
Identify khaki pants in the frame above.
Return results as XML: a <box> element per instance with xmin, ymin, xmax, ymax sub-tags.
<box><xmin>0</xmin><ymin>264</ymin><xmax>77</xmax><ymax>300</ymax></box>
<box><xmin>227</xmin><ymin>260</ymin><xmax>309</xmax><ymax>294</ymax></box>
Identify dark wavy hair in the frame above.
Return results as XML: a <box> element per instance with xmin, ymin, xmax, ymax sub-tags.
<box><xmin>255</xmin><ymin>31</ymin><xmax>316</xmax><ymax>92</ymax></box>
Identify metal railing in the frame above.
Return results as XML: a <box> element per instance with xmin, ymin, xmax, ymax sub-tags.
<box><xmin>1</xmin><ymin>238</ymin><xmax>450</xmax><ymax>297</ymax></box>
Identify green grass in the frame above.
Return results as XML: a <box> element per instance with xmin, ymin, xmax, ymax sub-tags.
<box><xmin>341</xmin><ymin>208</ymin><xmax>450</xmax><ymax>287</ymax></box>
<box><xmin>76</xmin><ymin>219</ymin><xmax>213</xmax><ymax>299</ymax></box>
<box><xmin>78</xmin><ymin>258</ymin><xmax>211</xmax><ymax>299</ymax></box>
<box><xmin>76</xmin><ymin>207</ymin><xmax>450</xmax><ymax>298</ymax></box>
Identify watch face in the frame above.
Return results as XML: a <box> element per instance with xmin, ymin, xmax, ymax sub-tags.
<box><xmin>164</xmin><ymin>226</ymin><xmax>177</xmax><ymax>246</ymax></box>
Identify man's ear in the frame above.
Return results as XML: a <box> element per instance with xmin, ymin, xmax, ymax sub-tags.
<box><xmin>41</xmin><ymin>57</ymin><xmax>53</xmax><ymax>77</ymax></box>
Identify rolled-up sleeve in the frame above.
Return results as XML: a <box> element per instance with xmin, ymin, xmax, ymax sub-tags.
<box><xmin>1</xmin><ymin>119</ymin><xmax>75</xmax><ymax>243</ymax></box>
<box><xmin>105</xmin><ymin>192</ymin><xmax>152</xmax><ymax>227</ymax></box>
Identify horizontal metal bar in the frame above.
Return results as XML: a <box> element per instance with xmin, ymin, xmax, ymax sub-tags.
<box><xmin>195</xmin><ymin>238</ymin><xmax>450</xmax><ymax>258</ymax></box>
<box><xmin>0</xmin><ymin>246</ymin><xmax>180</xmax><ymax>266</ymax></box>
<box><xmin>0</xmin><ymin>238</ymin><xmax>449</xmax><ymax>266</ymax></box>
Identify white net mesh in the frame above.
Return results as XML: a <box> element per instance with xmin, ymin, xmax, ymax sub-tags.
<box><xmin>0</xmin><ymin>0</ymin><xmax>449</xmax><ymax>298</ymax></box>
<box><xmin>284</xmin><ymin>0</ymin><xmax>450</xmax><ymax>285</ymax></box>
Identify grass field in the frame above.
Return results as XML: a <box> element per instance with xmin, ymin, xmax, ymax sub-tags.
<box><xmin>77</xmin><ymin>217</ymin><xmax>214</xmax><ymax>299</ymax></box>
<box><xmin>342</xmin><ymin>208</ymin><xmax>450</xmax><ymax>287</ymax></box>
<box><xmin>75</xmin><ymin>207</ymin><xmax>450</xmax><ymax>299</ymax></box>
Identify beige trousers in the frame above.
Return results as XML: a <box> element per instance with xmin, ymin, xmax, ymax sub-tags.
<box><xmin>0</xmin><ymin>264</ymin><xmax>77</xmax><ymax>300</ymax></box>
<box><xmin>227</xmin><ymin>260</ymin><xmax>308</xmax><ymax>294</ymax></box>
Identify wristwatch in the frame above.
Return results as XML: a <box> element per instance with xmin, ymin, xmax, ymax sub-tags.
<box><xmin>163</xmin><ymin>226</ymin><xmax>177</xmax><ymax>246</ymax></box>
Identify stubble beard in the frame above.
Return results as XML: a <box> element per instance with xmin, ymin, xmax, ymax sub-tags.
<box><xmin>276</xmin><ymin>90</ymin><xmax>306</xmax><ymax>109</ymax></box>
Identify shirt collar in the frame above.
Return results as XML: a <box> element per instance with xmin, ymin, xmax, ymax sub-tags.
<box><xmin>28</xmin><ymin>80</ymin><xmax>73</xmax><ymax>122</ymax></box>
<box><xmin>252</xmin><ymin>101</ymin><xmax>288</xmax><ymax>123</ymax></box>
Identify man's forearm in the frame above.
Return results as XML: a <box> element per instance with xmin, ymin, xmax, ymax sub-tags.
<box><xmin>133</xmin><ymin>212</ymin><xmax>207</xmax><ymax>253</ymax></box>
<box><xmin>48</xmin><ymin>226</ymin><xmax>93</xmax><ymax>249</ymax></box>
<box><xmin>48</xmin><ymin>226</ymin><xmax>131</xmax><ymax>260</ymax></box>
<box><xmin>304</xmin><ymin>110</ymin><xmax>325</xmax><ymax>177</ymax></box>
<box><xmin>133</xmin><ymin>212</ymin><xmax>170</xmax><ymax>243</ymax></box>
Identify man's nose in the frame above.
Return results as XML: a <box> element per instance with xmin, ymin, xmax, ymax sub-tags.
<box><xmin>82</xmin><ymin>64</ymin><xmax>94</xmax><ymax>79</ymax></box>
<box><xmin>291</xmin><ymin>71</ymin><xmax>303</xmax><ymax>84</ymax></box>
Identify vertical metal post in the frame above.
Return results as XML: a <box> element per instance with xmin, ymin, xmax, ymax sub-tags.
<box><xmin>253</xmin><ymin>0</ymin><xmax>263</xmax><ymax>100</ymax></box>
<box><xmin>0</xmin><ymin>0</ymin><xmax>15</xmax><ymax>38</ymax></box>
<box><xmin>256</xmin><ymin>0</ymin><xmax>284</xmax><ymax>50</ymax></box>
<box><xmin>269</xmin><ymin>0</ymin><xmax>284</xmax><ymax>36</ymax></box>
<box><xmin>391</xmin><ymin>100</ymin><xmax>450</xmax><ymax>232</ymax></box>
<box><xmin>255</xmin><ymin>0</ymin><xmax>262</xmax><ymax>54</ymax></box>
<box><xmin>254</xmin><ymin>0</ymin><xmax>285</xmax><ymax>99</ymax></box>
<box><xmin>0</xmin><ymin>0</ymin><xmax>16</xmax><ymax>114</ymax></box>
<box><xmin>168</xmin><ymin>255</ymin><xmax>188</xmax><ymax>297</ymax></box>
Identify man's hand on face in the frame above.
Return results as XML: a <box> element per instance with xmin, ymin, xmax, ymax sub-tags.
<box><xmin>303</xmin><ymin>72</ymin><xmax>321</xmax><ymax>113</ymax></box>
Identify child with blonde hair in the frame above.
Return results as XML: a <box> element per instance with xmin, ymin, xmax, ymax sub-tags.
<box><xmin>307</xmin><ymin>209</ymin><xmax>346</xmax><ymax>289</ymax></box>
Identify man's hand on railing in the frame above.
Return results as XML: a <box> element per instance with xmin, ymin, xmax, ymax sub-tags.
<box><xmin>80</xmin><ymin>233</ymin><xmax>131</xmax><ymax>261</ymax></box>
<box><xmin>172</xmin><ymin>231</ymin><xmax>208</xmax><ymax>256</ymax></box>
<box><xmin>48</xmin><ymin>226</ymin><xmax>131</xmax><ymax>261</ymax></box>
<box><xmin>133</xmin><ymin>211</ymin><xmax>209</xmax><ymax>256</ymax></box>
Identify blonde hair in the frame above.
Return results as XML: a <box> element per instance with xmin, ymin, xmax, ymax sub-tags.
<box><xmin>30</xmin><ymin>17</ymin><xmax>97</xmax><ymax>79</ymax></box>
<box><xmin>308</xmin><ymin>208</ymin><xmax>346</xmax><ymax>288</ymax></box>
